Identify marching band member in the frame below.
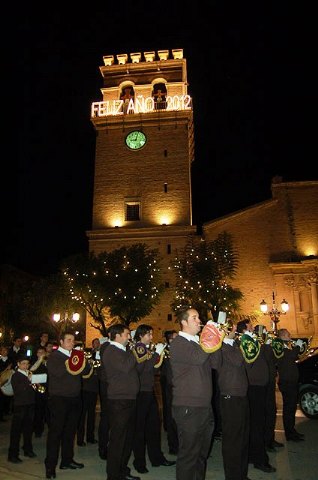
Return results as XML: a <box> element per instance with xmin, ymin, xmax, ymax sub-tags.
<box><xmin>77</xmin><ymin>339</ymin><xmax>100</xmax><ymax>446</ymax></box>
<box><xmin>216</xmin><ymin>324</ymin><xmax>250</xmax><ymax>480</ymax></box>
<box><xmin>276</xmin><ymin>328</ymin><xmax>305</xmax><ymax>442</ymax></box>
<box><xmin>101</xmin><ymin>323</ymin><xmax>140</xmax><ymax>480</ymax></box>
<box><xmin>169</xmin><ymin>307</ymin><xmax>220</xmax><ymax>480</ymax></box>
<box><xmin>160</xmin><ymin>330</ymin><xmax>179</xmax><ymax>455</ymax></box>
<box><xmin>131</xmin><ymin>324</ymin><xmax>175</xmax><ymax>474</ymax></box>
<box><xmin>236</xmin><ymin>320</ymin><xmax>276</xmax><ymax>474</ymax></box>
<box><xmin>30</xmin><ymin>346</ymin><xmax>48</xmax><ymax>438</ymax></box>
<box><xmin>0</xmin><ymin>345</ymin><xmax>12</xmax><ymax>420</ymax></box>
<box><xmin>44</xmin><ymin>331</ymin><xmax>93</xmax><ymax>479</ymax></box>
<box><xmin>254</xmin><ymin>325</ymin><xmax>284</xmax><ymax>452</ymax></box>
<box><xmin>98</xmin><ymin>335</ymin><xmax>110</xmax><ymax>460</ymax></box>
<box><xmin>8</xmin><ymin>354</ymin><xmax>36</xmax><ymax>463</ymax></box>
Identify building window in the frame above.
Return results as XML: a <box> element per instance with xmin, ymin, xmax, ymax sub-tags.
<box><xmin>164</xmin><ymin>183</ymin><xmax>168</xmax><ymax>193</ymax></box>
<box><xmin>167</xmin><ymin>244</ymin><xmax>171</xmax><ymax>254</ymax></box>
<box><xmin>125</xmin><ymin>202</ymin><xmax>140</xmax><ymax>221</ymax></box>
<box><xmin>167</xmin><ymin>313</ymin><xmax>172</xmax><ymax>321</ymax></box>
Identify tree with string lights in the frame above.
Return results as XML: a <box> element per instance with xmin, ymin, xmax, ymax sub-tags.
<box><xmin>171</xmin><ymin>232</ymin><xmax>243</xmax><ymax>323</ymax></box>
<box><xmin>62</xmin><ymin>244</ymin><xmax>164</xmax><ymax>335</ymax></box>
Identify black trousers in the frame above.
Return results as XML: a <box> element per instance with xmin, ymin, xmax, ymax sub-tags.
<box><xmin>133</xmin><ymin>390</ymin><xmax>166</xmax><ymax>469</ymax></box>
<box><xmin>98</xmin><ymin>381</ymin><xmax>109</xmax><ymax>456</ymax></box>
<box><xmin>264</xmin><ymin>380</ymin><xmax>277</xmax><ymax>446</ymax></box>
<box><xmin>247</xmin><ymin>385</ymin><xmax>269</xmax><ymax>466</ymax></box>
<box><xmin>77</xmin><ymin>390</ymin><xmax>98</xmax><ymax>443</ymax></box>
<box><xmin>45</xmin><ymin>395</ymin><xmax>81</xmax><ymax>469</ymax></box>
<box><xmin>279</xmin><ymin>382</ymin><xmax>298</xmax><ymax>437</ymax></box>
<box><xmin>165</xmin><ymin>384</ymin><xmax>179</xmax><ymax>452</ymax></box>
<box><xmin>220</xmin><ymin>395</ymin><xmax>249</xmax><ymax>480</ymax></box>
<box><xmin>33</xmin><ymin>390</ymin><xmax>48</xmax><ymax>436</ymax></box>
<box><xmin>173</xmin><ymin>405</ymin><xmax>214</xmax><ymax>480</ymax></box>
<box><xmin>8</xmin><ymin>403</ymin><xmax>34</xmax><ymax>458</ymax></box>
<box><xmin>106</xmin><ymin>398</ymin><xmax>136</xmax><ymax>480</ymax></box>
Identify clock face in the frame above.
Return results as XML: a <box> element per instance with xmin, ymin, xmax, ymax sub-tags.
<box><xmin>125</xmin><ymin>131</ymin><xmax>147</xmax><ymax>150</ymax></box>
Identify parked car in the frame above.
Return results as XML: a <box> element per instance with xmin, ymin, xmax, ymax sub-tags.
<box><xmin>297</xmin><ymin>346</ymin><xmax>318</xmax><ymax>419</ymax></box>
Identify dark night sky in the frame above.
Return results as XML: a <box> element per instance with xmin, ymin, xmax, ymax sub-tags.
<box><xmin>3</xmin><ymin>3</ymin><xmax>317</xmax><ymax>276</ymax></box>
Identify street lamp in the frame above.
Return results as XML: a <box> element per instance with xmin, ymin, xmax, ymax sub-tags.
<box><xmin>260</xmin><ymin>291</ymin><xmax>289</xmax><ymax>334</ymax></box>
<box><xmin>52</xmin><ymin>312</ymin><xmax>80</xmax><ymax>336</ymax></box>
<box><xmin>52</xmin><ymin>312</ymin><xmax>80</xmax><ymax>323</ymax></box>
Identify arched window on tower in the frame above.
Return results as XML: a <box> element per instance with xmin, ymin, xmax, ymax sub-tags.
<box><xmin>152</xmin><ymin>83</ymin><xmax>167</xmax><ymax>110</ymax></box>
<box><xmin>120</xmin><ymin>86</ymin><xmax>135</xmax><ymax>114</ymax></box>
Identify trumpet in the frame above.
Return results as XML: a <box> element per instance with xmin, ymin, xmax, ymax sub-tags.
<box><xmin>84</xmin><ymin>350</ymin><xmax>101</xmax><ymax>368</ymax></box>
<box><xmin>28</xmin><ymin>371</ymin><xmax>47</xmax><ymax>394</ymax></box>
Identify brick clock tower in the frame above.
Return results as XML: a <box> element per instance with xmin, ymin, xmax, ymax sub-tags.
<box><xmin>87</xmin><ymin>49</ymin><xmax>197</xmax><ymax>341</ymax></box>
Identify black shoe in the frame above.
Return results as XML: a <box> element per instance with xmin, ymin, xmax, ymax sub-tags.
<box><xmin>99</xmin><ymin>451</ymin><xmax>107</xmax><ymax>460</ymax></box>
<box><xmin>152</xmin><ymin>459</ymin><xmax>176</xmax><ymax>467</ymax></box>
<box><xmin>272</xmin><ymin>440</ymin><xmax>284</xmax><ymax>447</ymax></box>
<box><xmin>293</xmin><ymin>431</ymin><xmax>305</xmax><ymax>438</ymax></box>
<box><xmin>8</xmin><ymin>456</ymin><xmax>22</xmax><ymax>463</ymax></box>
<box><xmin>60</xmin><ymin>460</ymin><xmax>84</xmax><ymax>469</ymax></box>
<box><xmin>87</xmin><ymin>439</ymin><xmax>98</xmax><ymax>444</ymax></box>
<box><xmin>286</xmin><ymin>435</ymin><xmax>304</xmax><ymax>442</ymax></box>
<box><xmin>24</xmin><ymin>451</ymin><xmax>37</xmax><ymax>458</ymax></box>
<box><xmin>123</xmin><ymin>475</ymin><xmax>141</xmax><ymax>480</ymax></box>
<box><xmin>46</xmin><ymin>467</ymin><xmax>56</xmax><ymax>479</ymax></box>
<box><xmin>77</xmin><ymin>441</ymin><xmax>86</xmax><ymax>446</ymax></box>
<box><xmin>134</xmin><ymin>466</ymin><xmax>149</xmax><ymax>473</ymax></box>
<box><xmin>254</xmin><ymin>463</ymin><xmax>276</xmax><ymax>473</ymax></box>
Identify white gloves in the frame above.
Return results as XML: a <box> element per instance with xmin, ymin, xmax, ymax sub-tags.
<box><xmin>155</xmin><ymin>343</ymin><xmax>166</xmax><ymax>355</ymax></box>
<box><xmin>295</xmin><ymin>339</ymin><xmax>304</xmax><ymax>348</ymax></box>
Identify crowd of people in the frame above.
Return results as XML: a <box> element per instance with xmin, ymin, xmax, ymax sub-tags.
<box><xmin>0</xmin><ymin>309</ymin><xmax>306</xmax><ymax>480</ymax></box>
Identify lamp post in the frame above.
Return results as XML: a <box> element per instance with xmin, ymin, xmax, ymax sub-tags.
<box><xmin>260</xmin><ymin>291</ymin><xmax>289</xmax><ymax>334</ymax></box>
<box><xmin>52</xmin><ymin>312</ymin><xmax>80</xmax><ymax>336</ymax></box>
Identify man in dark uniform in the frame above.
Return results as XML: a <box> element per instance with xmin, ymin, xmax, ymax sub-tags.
<box><xmin>102</xmin><ymin>323</ymin><xmax>140</xmax><ymax>480</ymax></box>
<box><xmin>132</xmin><ymin>324</ymin><xmax>175</xmax><ymax>473</ymax></box>
<box><xmin>277</xmin><ymin>328</ymin><xmax>305</xmax><ymax>442</ymax></box>
<box><xmin>169</xmin><ymin>307</ymin><xmax>219</xmax><ymax>480</ymax></box>
<box><xmin>44</xmin><ymin>331</ymin><xmax>93</xmax><ymax>479</ymax></box>
<box><xmin>237</xmin><ymin>320</ymin><xmax>276</xmax><ymax>474</ymax></box>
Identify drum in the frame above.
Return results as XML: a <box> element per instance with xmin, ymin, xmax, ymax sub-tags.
<box><xmin>0</xmin><ymin>369</ymin><xmax>14</xmax><ymax>397</ymax></box>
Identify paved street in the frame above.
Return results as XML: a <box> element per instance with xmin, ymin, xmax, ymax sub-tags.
<box><xmin>0</xmin><ymin>390</ymin><xmax>317</xmax><ymax>480</ymax></box>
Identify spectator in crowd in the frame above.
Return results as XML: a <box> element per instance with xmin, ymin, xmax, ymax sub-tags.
<box><xmin>8</xmin><ymin>337</ymin><xmax>25</xmax><ymax>369</ymax></box>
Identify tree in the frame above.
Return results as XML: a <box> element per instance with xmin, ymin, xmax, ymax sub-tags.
<box><xmin>171</xmin><ymin>232</ymin><xmax>243</xmax><ymax>323</ymax></box>
<box><xmin>62</xmin><ymin>243</ymin><xmax>164</xmax><ymax>334</ymax></box>
<box><xmin>21</xmin><ymin>273</ymin><xmax>85</xmax><ymax>340</ymax></box>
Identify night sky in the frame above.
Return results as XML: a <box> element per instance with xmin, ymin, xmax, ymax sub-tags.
<box><xmin>3</xmin><ymin>3</ymin><xmax>317</xmax><ymax>276</ymax></box>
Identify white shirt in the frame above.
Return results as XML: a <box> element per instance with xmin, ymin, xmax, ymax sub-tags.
<box><xmin>109</xmin><ymin>341</ymin><xmax>126</xmax><ymax>352</ymax></box>
<box><xmin>58</xmin><ymin>346</ymin><xmax>71</xmax><ymax>357</ymax></box>
<box><xmin>179</xmin><ymin>331</ymin><xmax>200</xmax><ymax>344</ymax></box>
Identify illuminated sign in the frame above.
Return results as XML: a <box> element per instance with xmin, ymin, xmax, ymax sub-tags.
<box><xmin>91</xmin><ymin>94</ymin><xmax>192</xmax><ymax>117</ymax></box>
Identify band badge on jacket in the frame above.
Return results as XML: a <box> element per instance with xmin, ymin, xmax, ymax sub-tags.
<box><xmin>132</xmin><ymin>342</ymin><xmax>152</xmax><ymax>363</ymax></box>
<box><xmin>65</xmin><ymin>349</ymin><xmax>86</xmax><ymax>375</ymax></box>
<box><xmin>240</xmin><ymin>333</ymin><xmax>260</xmax><ymax>363</ymax></box>
<box><xmin>271</xmin><ymin>337</ymin><xmax>285</xmax><ymax>359</ymax></box>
